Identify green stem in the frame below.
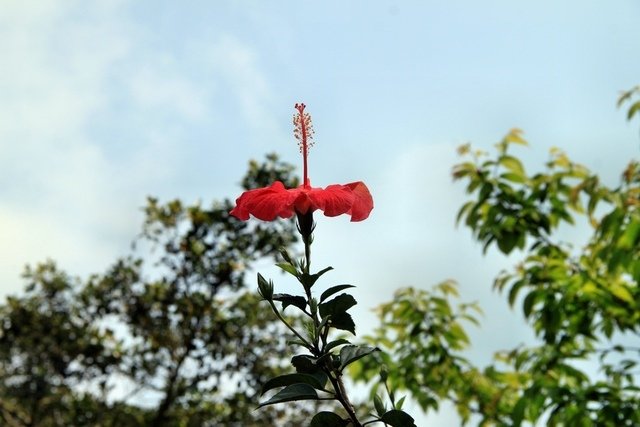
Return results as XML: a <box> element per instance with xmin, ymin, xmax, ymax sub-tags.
<box><xmin>267</xmin><ymin>299</ymin><xmax>311</xmax><ymax>348</ymax></box>
<box><xmin>304</xmin><ymin>238</ymin><xmax>311</xmax><ymax>274</ymax></box>
<box><xmin>295</xmin><ymin>210</ymin><xmax>362</xmax><ymax>425</ymax></box>
<box><xmin>326</xmin><ymin>368</ymin><xmax>362</xmax><ymax>427</ymax></box>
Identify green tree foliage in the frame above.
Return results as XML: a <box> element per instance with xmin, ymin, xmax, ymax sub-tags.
<box><xmin>356</xmin><ymin>92</ymin><xmax>640</xmax><ymax>425</ymax></box>
<box><xmin>0</xmin><ymin>154</ymin><xmax>317</xmax><ymax>426</ymax></box>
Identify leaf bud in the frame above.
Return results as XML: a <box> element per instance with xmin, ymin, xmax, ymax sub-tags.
<box><xmin>257</xmin><ymin>273</ymin><xmax>273</xmax><ymax>301</ymax></box>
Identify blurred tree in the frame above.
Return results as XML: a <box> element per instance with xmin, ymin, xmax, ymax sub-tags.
<box><xmin>0</xmin><ymin>154</ymin><xmax>317</xmax><ymax>426</ymax></box>
<box><xmin>355</xmin><ymin>91</ymin><xmax>640</xmax><ymax>425</ymax></box>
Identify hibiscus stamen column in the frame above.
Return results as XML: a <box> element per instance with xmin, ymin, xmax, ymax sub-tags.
<box><xmin>293</xmin><ymin>102</ymin><xmax>314</xmax><ymax>188</ymax></box>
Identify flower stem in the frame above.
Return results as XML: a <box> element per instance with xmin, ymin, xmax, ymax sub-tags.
<box><xmin>267</xmin><ymin>299</ymin><xmax>311</xmax><ymax>348</ymax></box>
<box><xmin>326</xmin><ymin>366</ymin><xmax>362</xmax><ymax>426</ymax></box>
<box><xmin>296</xmin><ymin>211</ymin><xmax>315</xmax><ymax>274</ymax></box>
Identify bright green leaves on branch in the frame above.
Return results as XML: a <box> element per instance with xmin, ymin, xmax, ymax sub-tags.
<box><xmin>357</xmin><ymin>92</ymin><xmax>640</xmax><ymax>426</ymax></box>
<box><xmin>448</xmin><ymin>110</ymin><xmax>640</xmax><ymax>424</ymax></box>
<box><xmin>618</xmin><ymin>85</ymin><xmax>640</xmax><ymax>123</ymax></box>
<box><xmin>453</xmin><ymin>128</ymin><xmax>593</xmax><ymax>255</ymax></box>
<box><xmin>353</xmin><ymin>282</ymin><xmax>481</xmax><ymax>421</ymax></box>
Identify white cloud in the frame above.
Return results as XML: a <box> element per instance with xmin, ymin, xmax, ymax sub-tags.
<box><xmin>0</xmin><ymin>1</ymin><xmax>207</xmax><ymax>297</ymax></box>
<box><xmin>127</xmin><ymin>57</ymin><xmax>210</xmax><ymax>121</ymax></box>
<box><xmin>0</xmin><ymin>0</ymin><xmax>289</xmax><ymax>299</ymax></box>
<box><xmin>204</xmin><ymin>35</ymin><xmax>281</xmax><ymax>139</ymax></box>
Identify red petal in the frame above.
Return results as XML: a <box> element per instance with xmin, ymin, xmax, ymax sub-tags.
<box><xmin>305</xmin><ymin>185</ymin><xmax>355</xmax><ymax>217</ymax></box>
<box><xmin>230</xmin><ymin>181</ymin><xmax>298</xmax><ymax>221</ymax></box>
<box><xmin>344</xmin><ymin>181</ymin><xmax>374</xmax><ymax>221</ymax></box>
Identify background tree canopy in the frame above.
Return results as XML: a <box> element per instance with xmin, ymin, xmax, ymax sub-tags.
<box><xmin>0</xmin><ymin>154</ymin><xmax>318</xmax><ymax>426</ymax></box>
<box><xmin>353</xmin><ymin>90</ymin><xmax>640</xmax><ymax>426</ymax></box>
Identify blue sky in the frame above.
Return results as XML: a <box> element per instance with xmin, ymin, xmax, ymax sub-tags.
<box><xmin>1</xmin><ymin>1</ymin><xmax>640</xmax><ymax>424</ymax></box>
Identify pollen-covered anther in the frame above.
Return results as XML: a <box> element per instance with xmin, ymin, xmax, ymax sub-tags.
<box><xmin>293</xmin><ymin>108</ymin><xmax>315</xmax><ymax>153</ymax></box>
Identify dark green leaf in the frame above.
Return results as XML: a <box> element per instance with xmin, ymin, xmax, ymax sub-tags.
<box><xmin>497</xmin><ymin>231</ymin><xmax>520</xmax><ymax>254</ymax></box>
<box><xmin>310</xmin><ymin>412</ymin><xmax>348</xmax><ymax>427</ymax></box>
<box><xmin>261</xmin><ymin>372</ymin><xmax>328</xmax><ymax>395</ymax></box>
<box><xmin>279</xmin><ymin>248</ymin><xmax>294</xmax><ymax>264</ymax></box>
<box><xmin>456</xmin><ymin>201</ymin><xmax>475</xmax><ymax>225</ymax></box>
<box><xmin>380</xmin><ymin>409</ymin><xmax>417</xmax><ymax>427</ymax></box>
<box><xmin>287</xmin><ymin>339</ymin><xmax>309</xmax><ymax>348</ymax></box>
<box><xmin>523</xmin><ymin>290</ymin><xmax>539</xmax><ymax>318</ymax></box>
<box><xmin>320</xmin><ymin>284</ymin><xmax>355</xmax><ymax>303</ymax></box>
<box><xmin>339</xmin><ymin>345</ymin><xmax>379</xmax><ymax>371</ymax></box>
<box><xmin>300</xmin><ymin>266</ymin><xmax>334</xmax><ymax>288</ymax></box>
<box><xmin>627</xmin><ymin>101</ymin><xmax>640</xmax><ymax>121</ymax></box>
<box><xmin>257</xmin><ymin>384</ymin><xmax>318</xmax><ymax>408</ymax></box>
<box><xmin>374</xmin><ymin>394</ymin><xmax>386</xmax><ymax>416</ymax></box>
<box><xmin>324</xmin><ymin>338</ymin><xmax>350</xmax><ymax>352</ymax></box>
<box><xmin>257</xmin><ymin>273</ymin><xmax>273</xmax><ymax>300</ymax></box>
<box><xmin>291</xmin><ymin>354</ymin><xmax>319</xmax><ymax>374</ymax></box>
<box><xmin>507</xmin><ymin>279</ymin><xmax>526</xmax><ymax>307</ymax></box>
<box><xmin>328</xmin><ymin>312</ymin><xmax>356</xmax><ymax>335</ymax></box>
<box><xmin>272</xmin><ymin>293</ymin><xmax>307</xmax><ymax>311</ymax></box>
<box><xmin>319</xmin><ymin>294</ymin><xmax>357</xmax><ymax>319</ymax></box>
<box><xmin>512</xmin><ymin>396</ymin><xmax>527</xmax><ymax>426</ymax></box>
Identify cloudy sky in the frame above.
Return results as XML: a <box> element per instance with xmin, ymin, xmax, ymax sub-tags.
<box><xmin>2</xmin><ymin>1</ymin><xmax>640</xmax><ymax>424</ymax></box>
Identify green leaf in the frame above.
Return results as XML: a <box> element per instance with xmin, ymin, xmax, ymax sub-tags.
<box><xmin>618</xmin><ymin>219</ymin><xmax>640</xmax><ymax>249</ymax></box>
<box><xmin>328</xmin><ymin>312</ymin><xmax>356</xmax><ymax>335</ymax></box>
<box><xmin>261</xmin><ymin>372</ymin><xmax>328</xmax><ymax>395</ymax></box>
<box><xmin>618</xmin><ymin>88</ymin><xmax>636</xmax><ymax>107</ymax></box>
<box><xmin>324</xmin><ymin>338</ymin><xmax>350</xmax><ymax>352</ymax></box>
<box><xmin>504</xmin><ymin>128</ymin><xmax>528</xmax><ymax>146</ymax></box>
<box><xmin>257</xmin><ymin>273</ymin><xmax>273</xmax><ymax>300</ymax></box>
<box><xmin>320</xmin><ymin>284</ymin><xmax>355</xmax><ymax>303</ymax></box>
<box><xmin>396</xmin><ymin>396</ymin><xmax>406</xmax><ymax>410</ymax></box>
<box><xmin>374</xmin><ymin>394</ymin><xmax>386</xmax><ymax>416</ymax></box>
<box><xmin>610</xmin><ymin>284</ymin><xmax>634</xmax><ymax>304</ymax></box>
<box><xmin>287</xmin><ymin>339</ymin><xmax>309</xmax><ymax>348</ymax></box>
<box><xmin>279</xmin><ymin>248</ymin><xmax>294</xmax><ymax>264</ymax></box>
<box><xmin>276</xmin><ymin>262</ymin><xmax>299</xmax><ymax>277</ymax></box>
<box><xmin>512</xmin><ymin>396</ymin><xmax>527</xmax><ymax>426</ymax></box>
<box><xmin>456</xmin><ymin>201</ymin><xmax>475</xmax><ymax>225</ymax></box>
<box><xmin>291</xmin><ymin>354</ymin><xmax>319</xmax><ymax>374</ymax></box>
<box><xmin>523</xmin><ymin>290</ymin><xmax>539</xmax><ymax>318</ymax></box>
<box><xmin>272</xmin><ymin>293</ymin><xmax>307</xmax><ymax>311</ymax></box>
<box><xmin>479</xmin><ymin>182</ymin><xmax>494</xmax><ymax>202</ymax></box>
<box><xmin>319</xmin><ymin>294</ymin><xmax>357</xmax><ymax>318</ymax></box>
<box><xmin>257</xmin><ymin>384</ymin><xmax>318</xmax><ymax>408</ymax></box>
<box><xmin>380</xmin><ymin>409</ymin><xmax>417</xmax><ymax>427</ymax></box>
<box><xmin>310</xmin><ymin>412</ymin><xmax>348</xmax><ymax>427</ymax></box>
<box><xmin>300</xmin><ymin>266</ymin><xmax>334</xmax><ymax>288</ymax></box>
<box><xmin>500</xmin><ymin>155</ymin><xmax>526</xmax><ymax>176</ymax></box>
<box><xmin>497</xmin><ymin>231</ymin><xmax>520</xmax><ymax>254</ymax></box>
<box><xmin>507</xmin><ymin>279</ymin><xmax>526</xmax><ymax>307</ymax></box>
<box><xmin>501</xmin><ymin>172</ymin><xmax>526</xmax><ymax>183</ymax></box>
<box><xmin>339</xmin><ymin>345</ymin><xmax>379</xmax><ymax>371</ymax></box>
<box><xmin>627</xmin><ymin>101</ymin><xmax>640</xmax><ymax>121</ymax></box>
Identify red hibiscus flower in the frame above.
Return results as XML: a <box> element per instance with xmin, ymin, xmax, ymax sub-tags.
<box><xmin>230</xmin><ymin>103</ymin><xmax>373</xmax><ymax>222</ymax></box>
